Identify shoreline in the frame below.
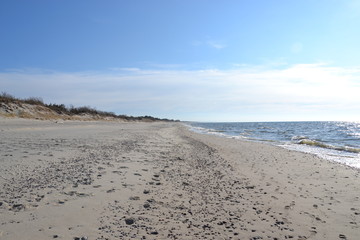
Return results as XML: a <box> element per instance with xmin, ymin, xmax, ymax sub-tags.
<box><xmin>0</xmin><ymin>118</ymin><xmax>359</xmax><ymax>239</ymax></box>
<box><xmin>185</xmin><ymin>122</ymin><xmax>360</xmax><ymax>170</ymax></box>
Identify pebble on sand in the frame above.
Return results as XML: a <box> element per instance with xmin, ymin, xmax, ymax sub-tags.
<box><xmin>125</xmin><ymin>218</ymin><xmax>135</xmax><ymax>225</ymax></box>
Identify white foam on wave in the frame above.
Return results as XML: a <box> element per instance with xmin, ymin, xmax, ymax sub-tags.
<box><xmin>281</xmin><ymin>143</ymin><xmax>360</xmax><ymax>169</ymax></box>
<box><xmin>291</xmin><ymin>135</ymin><xmax>309</xmax><ymax>141</ymax></box>
<box><xmin>296</xmin><ymin>139</ymin><xmax>360</xmax><ymax>153</ymax></box>
<box><xmin>184</xmin><ymin>123</ymin><xmax>248</xmax><ymax>139</ymax></box>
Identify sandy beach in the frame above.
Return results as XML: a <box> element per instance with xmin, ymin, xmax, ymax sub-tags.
<box><xmin>0</xmin><ymin>118</ymin><xmax>359</xmax><ymax>240</ymax></box>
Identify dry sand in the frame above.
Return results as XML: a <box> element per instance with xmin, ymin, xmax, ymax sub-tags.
<box><xmin>0</xmin><ymin>118</ymin><xmax>359</xmax><ymax>240</ymax></box>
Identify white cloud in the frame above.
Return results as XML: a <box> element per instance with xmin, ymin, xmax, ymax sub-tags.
<box><xmin>1</xmin><ymin>63</ymin><xmax>359</xmax><ymax>121</ymax></box>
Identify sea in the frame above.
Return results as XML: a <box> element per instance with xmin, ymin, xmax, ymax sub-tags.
<box><xmin>185</xmin><ymin>121</ymin><xmax>360</xmax><ymax>169</ymax></box>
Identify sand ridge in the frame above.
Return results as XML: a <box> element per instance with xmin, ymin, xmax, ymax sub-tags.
<box><xmin>0</xmin><ymin>119</ymin><xmax>359</xmax><ymax>239</ymax></box>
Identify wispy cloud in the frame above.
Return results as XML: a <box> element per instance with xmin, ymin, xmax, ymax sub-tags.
<box><xmin>141</xmin><ymin>62</ymin><xmax>185</xmax><ymax>69</ymax></box>
<box><xmin>291</xmin><ymin>42</ymin><xmax>303</xmax><ymax>54</ymax></box>
<box><xmin>1</xmin><ymin>63</ymin><xmax>359</xmax><ymax>121</ymax></box>
<box><xmin>207</xmin><ymin>41</ymin><xmax>227</xmax><ymax>49</ymax></box>
<box><xmin>191</xmin><ymin>39</ymin><xmax>227</xmax><ymax>49</ymax></box>
<box><xmin>109</xmin><ymin>67</ymin><xmax>141</xmax><ymax>72</ymax></box>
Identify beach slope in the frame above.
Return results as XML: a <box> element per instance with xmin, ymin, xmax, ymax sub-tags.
<box><xmin>0</xmin><ymin>119</ymin><xmax>359</xmax><ymax>239</ymax></box>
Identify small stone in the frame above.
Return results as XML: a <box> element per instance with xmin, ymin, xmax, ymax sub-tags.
<box><xmin>73</xmin><ymin>236</ymin><xmax>88</xmax><ymax>240</ymax></box>
<box><xmin>11</xmin><ymin>204</ymin><xmax>25</xmax><ymax>211</ymax></box>
<box><xmin>125</xmin><ymin>218</ymin><xmax>135</xmax><ymax>225</ymax></box>
<box><xmin>143</xmin><ymin>190</ymin><xmax>150</xmax><ymax>194</ymax></box>
<box><xmin>143</xmin><ymin>203</ymin><xmax>150</xmax><ymax>209</ymax></box>
<box><xmin>53</xmin><ymin>235</ymin><xmax>59</xmax><ymax>238</ymax></box>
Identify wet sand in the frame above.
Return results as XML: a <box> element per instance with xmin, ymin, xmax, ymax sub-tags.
<box><xmin>0</xmin><ymin>118</ymin><xmax>359</xmax><ymax>239</ymax></box>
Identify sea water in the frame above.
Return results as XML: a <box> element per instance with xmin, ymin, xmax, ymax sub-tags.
<box><xmin>186</xmin><ymin>121</ymin><xmax>360</xmax><ymax>169</ymax></box>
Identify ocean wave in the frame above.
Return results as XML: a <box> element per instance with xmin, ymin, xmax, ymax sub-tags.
<box><xmin>291</xmin><ymin>135</ymin><xmax>309</xmax><ymax>141</ymax></box>
<box><xmin>207</xmin><ymin>129</ymin><xmax>226</xmax><ymax>133</ymax></box>
<box><xmin>297</xmin><ymin>139</ymin><xmax>360</xmax><ymax>153</ymax></box>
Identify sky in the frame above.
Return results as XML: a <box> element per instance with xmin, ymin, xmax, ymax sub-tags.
<box><xmin>1</xmin><ymin>0</ymin><xmax>360</xmax><ymax>122</ymax></box>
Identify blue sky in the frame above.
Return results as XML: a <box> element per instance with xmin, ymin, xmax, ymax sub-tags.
<box><xmin>1</xmin><ymin>0</ymin><xmax>360</xmax><ymax>121</ymax></box>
